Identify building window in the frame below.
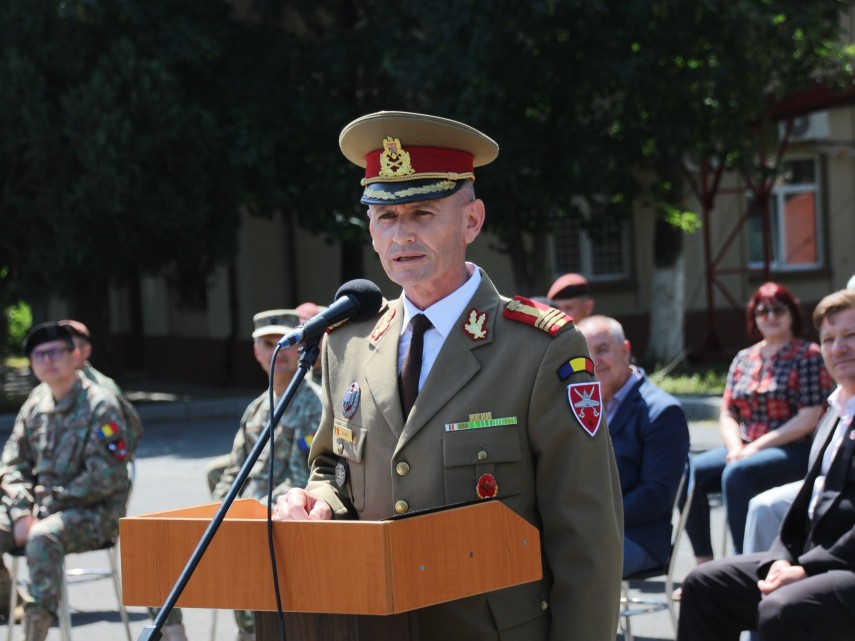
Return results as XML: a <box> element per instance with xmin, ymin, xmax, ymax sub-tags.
<box><xmin>552</xmin><ymin>198</ymin><xmax>632</xmax><ymax>281</ymax></box>
<box><xmin>747</xmin><ymin>158</ymin><xmax>823</xmax><ymax>271</ymax></box>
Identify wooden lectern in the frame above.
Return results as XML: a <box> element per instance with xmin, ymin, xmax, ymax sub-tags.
<box><xmin>120</xmin><ymin>498</ymin><xmax>541</xmax><ymax>641</ymax></box>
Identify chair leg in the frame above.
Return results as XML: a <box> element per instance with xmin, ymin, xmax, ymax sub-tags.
<box><xmin>60</xmin><ymin>558</ymin><xmax>72</xmax><ymax>641</ymax></box>
<box><xmin>105</xmin><ymin>545</ymin><xmax>132</xmax><ymax>641</ymax></box>
<box><xmin>8</xmin><ymin>556</ymin><xmax>20</xmax><ymax>641</ymax></box>
<box><xmin>619</xmin><ymin>580</ymin><xmax>634</xmax><ymax>641</ymax></box>
<box><xmin>210</xmin><ymin>607</ymin><xmax>219</xmax><ymax>641</ymax></box>
<box><xmin>665</xmin><ymin>572</ymin><xmax>677</xmax><ymax>633</ymax></box>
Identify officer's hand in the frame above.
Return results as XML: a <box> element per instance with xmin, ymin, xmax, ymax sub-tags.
<box><xmin>273</xmin><ymin>488</ymin><xmax>332</xmax><ymax>521</ymax></box>
<box><xmin>13</xmin><ymin>514</ymin><xmax>35</xmax><ymax>547</ymax></box>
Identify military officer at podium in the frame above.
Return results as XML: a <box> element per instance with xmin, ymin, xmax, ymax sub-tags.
<box><xmin>274</xmin><ymin>111</ymin><xmax>623</xmax><ymax>641</ymax></box>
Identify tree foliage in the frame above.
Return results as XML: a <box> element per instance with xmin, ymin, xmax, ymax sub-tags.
<box><xmin>1</xmin><ymin>0</ymin><xmax>854</xmax><ymax>342</ymax></box>
<box><xmin>0</xmin><ymin>2</ymin><xmax>246</xmax><ymax>313</ymax></box>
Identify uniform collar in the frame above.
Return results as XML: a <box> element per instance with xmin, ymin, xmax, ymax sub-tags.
<box><xmin>401</xmin><ymin>262</ymin><xmax>482</xmax><ymax>339</ymax></box>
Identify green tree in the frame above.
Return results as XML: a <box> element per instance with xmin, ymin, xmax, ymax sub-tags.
<box><xmin>605</xmin><ymin>0</ymin><xmax>855</xmax><ymax>360</ymax></box>
<box><xmin>0</xmin><ymin>1</ymin><xmax>252</xmax><ymax>364</ymax></box>
<box><xmin>372</xmin><ymin>0</ymin><xmax>855</xmax><ymax>359</ymax></box>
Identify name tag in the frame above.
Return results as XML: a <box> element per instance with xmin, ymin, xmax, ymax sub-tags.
<box><xmin>334</xmin><ymin>419</ymin><xmax>354</xmax><ymax>443</ymax></box>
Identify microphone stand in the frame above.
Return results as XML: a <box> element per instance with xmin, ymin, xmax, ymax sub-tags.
<box><xmin>138</xmin><ymin>337</ymin><xmax>322</xmax><ymax>641</ymax></box>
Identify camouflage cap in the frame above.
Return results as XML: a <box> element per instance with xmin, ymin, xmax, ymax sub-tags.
<box><xmin>339</xmin><ymin>111</ymin><xmax>499</xmax><ymax>205</ymax></box>
<box><xmin>252</xmin><ymin>309</ymin><xmax>300</xmax><ymax>338</ymax></box>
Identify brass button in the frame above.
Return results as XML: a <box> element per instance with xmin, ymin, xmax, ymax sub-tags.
<box><xmin>540</xmin><ymin>600</ymin><xmax>549</xmax><ymax>611</ymax></box>
<box><xmin>336</xmin><ymin>442</ymin><xmax>344</xmax><ymax>454</ymax></box>
<box><xmin>477</xmin><ymin>449</ymin><xmax>488</xmax><ymax>462</ymax></box>
<box><xmin>395</xmin><ymin>461</ymin><xmax>411</xmax><ymax>476</ymax></box>
<box><xmin>395</xmin><ymin>500</ymin><xmax>409</xmax><ymax>514</ymax></box>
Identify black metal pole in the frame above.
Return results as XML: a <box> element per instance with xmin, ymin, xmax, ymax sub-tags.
<box><xmin>137</xmin><ymin>339</ymin><xmax>321</xmax><ymax>641</ymax></box>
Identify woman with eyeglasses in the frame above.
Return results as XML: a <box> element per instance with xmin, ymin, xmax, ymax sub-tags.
<box><xmin>684</xmin><ymin>281</ymin><xmax>834</xmax><ymax>567</ymax></box>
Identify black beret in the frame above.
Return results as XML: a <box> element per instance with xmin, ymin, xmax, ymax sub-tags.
<box><xmin>22</xmin><ymin>322</ymin><xmax>74</xmax><ymax>357</ymax></box>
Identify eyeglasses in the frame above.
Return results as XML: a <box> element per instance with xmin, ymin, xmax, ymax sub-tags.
<box><xmin>754</xmin><ymin>304</ymin><xmax>788</xmax><ymax>318</ymax></box>
<box><xmin>30</xmin><ymin>347</ymin><xmax>71</xmax><ymax>363</ymax></box>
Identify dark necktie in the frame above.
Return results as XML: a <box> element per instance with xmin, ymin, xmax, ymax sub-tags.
<box><xmin>400</xmin><ymin>314</ymin><xmax>432</xmax><ymax>417</ymax></box>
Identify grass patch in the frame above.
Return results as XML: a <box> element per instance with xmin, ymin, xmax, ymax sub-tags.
<box><xmin>648</xmin><ymin>365</ymin><xmax>728</xmax><ymax>396</ymax></box>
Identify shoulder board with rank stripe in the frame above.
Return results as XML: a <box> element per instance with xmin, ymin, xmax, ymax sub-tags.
<box><xmin>503</xmin><ymin>296</ymin><xmax>572</xmax><ymax>336</ymax></box>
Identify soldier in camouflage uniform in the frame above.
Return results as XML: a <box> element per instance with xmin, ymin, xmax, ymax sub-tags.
<box><xmin>0</xmin><ymin>319</ymin><xmax>128</xmax><ymax>621</ymax></box>
<box><xmin>40</xmin><ymin>321</ymin><xmax>185</xmax><ymax>641</ymax></box>
<box><xmin>211</xmin><ymin>309</ymin><xmax>323</xmax><ymax>641</ymax></box>
<box><xmin>0</xmin><ymin>322</ymin><xmax>132</xmax><ymax>641</ymax></box>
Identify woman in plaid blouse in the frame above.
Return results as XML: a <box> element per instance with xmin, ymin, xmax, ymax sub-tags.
<box><xmin>685</xmin><ymin>282</ymin><xmax>834</xmax><ymax>563</ymax></box>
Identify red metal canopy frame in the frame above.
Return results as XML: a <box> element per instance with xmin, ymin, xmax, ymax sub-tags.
<box><xmin>689</xmin><ymin>82</ymin><xmax>855</xmax><ymax>354</ymax></box>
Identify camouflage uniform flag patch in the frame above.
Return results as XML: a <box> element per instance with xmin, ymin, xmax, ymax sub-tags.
<box><xmin>97</xmin><ymin>422</ymin><xmax>128</xmax><ymax>461</ymax></box>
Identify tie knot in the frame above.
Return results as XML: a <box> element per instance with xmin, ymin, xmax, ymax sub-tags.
<box><xmin>410</xmin><ymin>314</ymin><xmax>432</xmax><ymax>337</ymax></box>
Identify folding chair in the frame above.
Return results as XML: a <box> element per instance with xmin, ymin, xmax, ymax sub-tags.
<box><xmin>6</xmin><ymin>539</ymin><xmax>131</xmax><ymax>641</ymax></box>
<box><xmin>619</xmin><ymin>456</ymin><xmax>695</xmax><ymax>641</ymax></box>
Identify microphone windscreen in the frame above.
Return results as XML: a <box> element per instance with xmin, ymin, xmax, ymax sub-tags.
<box><xmin>334</xmin><ymin>279</ymin><xmax>383</xmax><ymax>322</ymax></box>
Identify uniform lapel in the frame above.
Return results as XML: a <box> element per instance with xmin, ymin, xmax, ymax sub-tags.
<box><xmin>813</xmin><ymin>411</ymin><xmax>853</xmax><ymax>524</ymax></box>
<box><xmin>396</xmin><ymin>275</ymin><xmax>500</xmax><ymax>450</ymax></box>
<box><xmin>363</xmin><ymin>299</ymin><xmax>407</xmax><ymax>438</ymax></box>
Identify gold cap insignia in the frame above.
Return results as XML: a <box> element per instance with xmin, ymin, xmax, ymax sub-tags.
<box><xmin>379</xmin><ymin>137</ymin><xmax>414</xmax><ymax>178</ymax></box>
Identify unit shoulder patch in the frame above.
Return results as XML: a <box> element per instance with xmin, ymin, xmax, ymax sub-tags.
<box><xmin>503</xmin><ymin>296</ymin><xmax>571</xmax><ymax>337</ymax></box>
<box><xmin>96</xmin><ymin>421</ymin><xmax>129</xmax><ymax>462</ymax></box>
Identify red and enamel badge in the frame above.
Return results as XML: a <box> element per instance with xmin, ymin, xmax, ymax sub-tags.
<box><xmin>370</xmin><ymin>307</ymin><xmax>396</xmax><ymax>341</ymax></box>
<box><xmin>566</xmin><ymin>382</ymin><xmax>603</xmax><ymax>436</ymax></box>
<box><xmin>476</xmin><ymin>473</ymin><xmax>499</xmax><ymax>499</ymax></box>
<box><xmin>462</xmin><ymin>308</ymin><xmax>488</xmax><ymax>341</ymax></box>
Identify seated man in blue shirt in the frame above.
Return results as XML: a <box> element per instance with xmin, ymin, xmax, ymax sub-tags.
<box><xmin>578</xmin><ymin>315</ymin><xmax>690</xmax><ymax>575</ymax></box>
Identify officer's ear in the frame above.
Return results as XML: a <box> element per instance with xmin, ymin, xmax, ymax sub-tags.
<box><xmin>463</xmin><ymin>198</ymin><xmax>485</xmax><ymax>245</ymax></box>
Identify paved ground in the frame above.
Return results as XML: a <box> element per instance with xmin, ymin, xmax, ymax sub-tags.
<box><xmin>0</xmin><ymin>381</ymin><xmax>725</xmax><ymax>641</ymax></box>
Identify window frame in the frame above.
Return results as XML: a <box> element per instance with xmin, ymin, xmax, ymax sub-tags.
<box><xmin>550</xmin><ymin>196</ymin><xmax>633</xmax><ymax>283</ymax></box>
<box><xmin>747</xmin><ymin>156</ymin><xmax>825</xmax><ymax>273</ymax></box>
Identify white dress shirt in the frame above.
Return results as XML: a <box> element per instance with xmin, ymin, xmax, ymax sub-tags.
<box><xmin>397</xmin><ymin>263</ymin><xmax>482</xmax><ymax>391</ymax></box>
<box><xmin>808</xmin><ymin>387</ymin><xmax>855</xmax><ymax>520</ymax></box>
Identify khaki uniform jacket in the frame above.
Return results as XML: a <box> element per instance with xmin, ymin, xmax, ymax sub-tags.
<box><xmin>306</xmin><ymin>272</ymin><xmax>623</xmax><ymax>641</ymax></box>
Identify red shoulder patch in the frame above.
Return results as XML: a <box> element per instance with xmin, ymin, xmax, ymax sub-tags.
<box><xmin>567</xmin><ymin>382</ymin><xmax>603</xmax><ymax>436</ymax></box>
<box><xmin>503</xmin><ymin>296</ymin><xmax>571</xmax><ymax>337</ymax></box>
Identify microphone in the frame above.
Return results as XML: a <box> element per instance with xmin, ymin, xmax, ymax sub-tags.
<box><xmin>277</xmin><ymin>279</ymin><xmax>383</xmax><ymax>348</ymax></box>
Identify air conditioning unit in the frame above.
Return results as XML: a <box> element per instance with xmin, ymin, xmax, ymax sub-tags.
<box><xmin>778</xmin><ymin>111</ymin><xmax>829</xmax><ymax>142</ymax></box>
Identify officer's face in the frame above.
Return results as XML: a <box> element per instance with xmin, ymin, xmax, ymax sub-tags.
<box><xmin>820</xmin><ymin>306</ymin><xmax>855</xmax><ymax>393</ymax></box>
<box><xmin>367</xmin><ymin>190</ymin><xmax>485</xmax><ymax>309</ymax></box>
<box><xmin>29</xmin><ymin>339</ymin><xmax>78</xmax><ymax>387</ymax></box>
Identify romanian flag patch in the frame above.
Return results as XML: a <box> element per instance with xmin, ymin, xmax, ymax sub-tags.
<box><xmin>97</xmin><ymin>422</ymin><xmax>128</xmax><ymax>462</ymax></box>
<box><xmin>557</xmin><ymin>356</ymin><xmax>595</xmax><ymax>381</ymax></box>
